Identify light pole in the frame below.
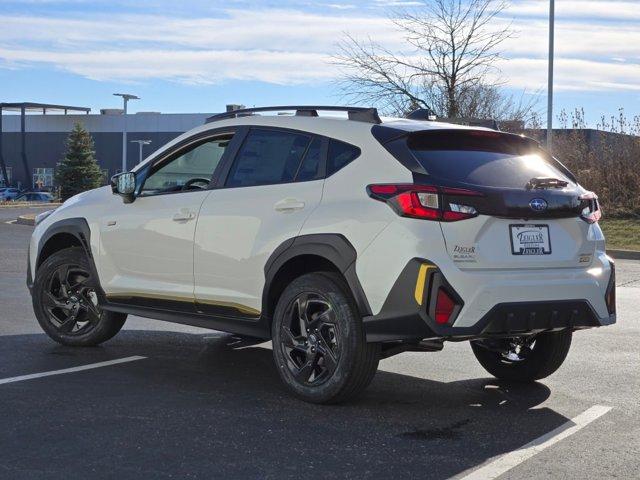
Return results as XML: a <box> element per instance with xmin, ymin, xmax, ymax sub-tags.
<box><xmin>113</xmin><ymin>93</ymin><xmax>140</xmax><ymax>172</ymax></box>
<box><xmin>547</xmin><ymin>0</ymin><xmax>555</xmax><ymax>152</ymax></box>
<box><xmin>130</xmin><ymin>139</ymin><xmax>152</xmax><ymax>165</ymax></box>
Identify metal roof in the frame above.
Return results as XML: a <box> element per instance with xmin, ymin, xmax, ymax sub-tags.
<box><xmin>0</xmin><ymin>102</ymin><xmax>90</xmax><ymax>113</ymax></box>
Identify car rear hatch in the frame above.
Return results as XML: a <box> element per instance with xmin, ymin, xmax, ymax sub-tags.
<box><xmin>373</xmin><ymin>126</ymin><xmax>601</xmax><ymax>270</ymax></box>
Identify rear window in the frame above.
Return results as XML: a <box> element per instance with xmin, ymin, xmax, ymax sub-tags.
<box><xmin>407</xmin><ymin>130</ymin><xmax>572</xmax><ymax>189</ymax></box>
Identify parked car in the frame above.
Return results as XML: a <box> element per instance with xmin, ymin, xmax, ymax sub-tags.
<box><xmin>27</xmin><ymin>106</ymin><xmax>615</xmax><ymax>404</ymax></box>
<box><xmin>13</xmin><ymin>192</ymin><xmax>55</xmax><ymax>203</ymax></box>
<box><xmin>1</xmin><ymin>187</ymin><xmax>22</xmax><ymax>201</ymax></box>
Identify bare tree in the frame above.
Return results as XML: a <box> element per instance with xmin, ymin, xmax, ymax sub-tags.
<box><xmin>333</xmin><ymin>0</ymin><xmax>536</xmax><ymax>121</ymax></box>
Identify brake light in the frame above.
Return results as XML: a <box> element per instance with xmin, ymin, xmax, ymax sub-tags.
<box><xmin>580</xmin><ymin>192</ymin><xmax>602</xmax><ymax>224</ymax></box>
<box><xmin>367</xmin><ymin>184</ymin><xmax>482</xmax><ymax>221</ymax></box>
<box><xmin>435</xmin><ymin>288</ymin><xmax>456</xmax><ymax>324</ymax></box>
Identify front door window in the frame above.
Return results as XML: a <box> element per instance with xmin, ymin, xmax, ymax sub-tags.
<box><xmin>141</xmin><ymin>136</ymin><xmax>231</xmax><ymax>195</ymax></box>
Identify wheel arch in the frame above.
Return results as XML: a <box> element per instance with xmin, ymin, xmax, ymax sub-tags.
<box><xmin>36</xmin><ymin>218</ymin><xmax>94</xmax><ymax>270</ymax></box>
<box><xmin>262</xmin><ymin>234</ymin><xmax>372</xmax><ymax>320</ymax></box>
<box><xmin>32</xmin><ymin>218</ymin><xmax>106</xmax><ymax>300</ymax></box>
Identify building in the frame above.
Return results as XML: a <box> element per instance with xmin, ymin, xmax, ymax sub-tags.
<box><xmin>0</xmin><ymin>102</ymin><xmax>221</xmax><ymax>188</ymax></box>
<box><xmin>5</xmin><ymin>102</ymin><xmax>634</xmax><ymax>190</ymax></box>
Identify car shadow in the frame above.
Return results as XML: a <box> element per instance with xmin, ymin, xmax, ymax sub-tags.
<box><xmin>1</xmin><ymin>331</ymin><xmax>568</xmax><ymax>480</ymax></box>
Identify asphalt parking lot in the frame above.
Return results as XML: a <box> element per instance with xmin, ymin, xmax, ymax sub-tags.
<box><xmin>1</xmin><ymin>207</ymin><xmax>639</xmax><ymax>479</ymax></box>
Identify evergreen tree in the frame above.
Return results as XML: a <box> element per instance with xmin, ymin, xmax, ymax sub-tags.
<box><xmin>55</xmin><ymin>122</ymin><xmax>104</xmax><ymax>200</ymax></box>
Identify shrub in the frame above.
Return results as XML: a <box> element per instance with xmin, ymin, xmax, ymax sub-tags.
<box><xmin>524</xmin><ymin>109</ymin><xmax>640</xmax><ymax>218</ymax></box>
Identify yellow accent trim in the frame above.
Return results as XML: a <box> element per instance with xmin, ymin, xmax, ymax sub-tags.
<box><xmin>106</xmin><ymin>292</ymin><xmax>261</xmax><ymax>316</ymax></box>
<box><xmin>197</xmin><ymin>298</ymin><xmax>261</xmax><ymax>316</ymax></box>
<box><xmin>106</xmin><ymin>292</ymin><xmax>190</xmax><ymax>302</ymax></box>
<box><xmin>414</xmin><ymin>265</ymin><xmax>435</xmax><ymax>306</ymax></box>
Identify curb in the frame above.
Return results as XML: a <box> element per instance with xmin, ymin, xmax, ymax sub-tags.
<box><xmin>16</xmin><ymin>215</ymin><xmax>36</xmax><ymax>226</ymax></box>
<box><xmin>0</xmin><ymin>202</ymin><xmax>62</xmax><ymax>209</ymax></box>
<box><xmin>607</xmin><ymin>249</ymin><xmax>640</xmax><ymax>260</ymax></box>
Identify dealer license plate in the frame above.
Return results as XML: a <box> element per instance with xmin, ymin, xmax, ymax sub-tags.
<box><xmin>510</xmin><ymin>224</ymin><xmax>551</xmax><ymax>255</ymax></box>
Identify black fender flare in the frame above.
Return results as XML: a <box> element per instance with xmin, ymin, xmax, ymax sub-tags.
<box><xmin>262</xmin><ymin>234</ymin><xmax>372</xmax><ymax>318</ymax></box>
<box><xmin>36</xmin><ymin>217</ymin><xmax>93</xmax><ymax>266</ymax></box>
<box><xmin>30</xmin><ymin>217</ymin><xmax>104</xmax><ymax>297</ymax></box>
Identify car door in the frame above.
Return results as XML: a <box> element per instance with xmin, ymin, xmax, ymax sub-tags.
<box><xmin>194</xmin><ymin>127</ymin><xmax>325</xmax><ymax>317</ymax></box>
<box><xmin>98</xmin><ymin>130</ymin><xmax>236</xmax><ymax>307</ymax></box>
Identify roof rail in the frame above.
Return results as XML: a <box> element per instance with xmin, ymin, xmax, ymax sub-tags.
<box><xmin>205</xmin><ymin>106</ymin><xmax>381</xmax><ymax>124</ymax></box>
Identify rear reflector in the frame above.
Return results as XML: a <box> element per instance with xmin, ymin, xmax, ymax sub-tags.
<box><xmin>435</xmin><ymin>288</ymin><xmax>456</xmax><ymax>325</ymax></box>
<box><xmin>367</xmin><ymin>183</ymin><xmax>482</xmax><ymax>222</ymax></box>
<box><xmin>605</xmin><ymin>262</ymin><xmax>616</xmax><ymax>315</ymax></box>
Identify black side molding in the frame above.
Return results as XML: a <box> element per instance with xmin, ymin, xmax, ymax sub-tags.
<box><xmin>102</xmin><ymin>301</ymin><xmax>271</xmax><ymax>339</ymax></box>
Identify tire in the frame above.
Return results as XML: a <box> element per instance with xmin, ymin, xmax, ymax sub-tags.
<box><xmin>271</xmin><ymin>272</ymin><xmax>380</xmax><ymax>404</ymax></box>
<box><xmin>471</xmin><ymin>330</ymin><xmax>573</xmax><ymax>382</ymax></box>
<box><xmin>32</xmin><ymin>247</ymin><xmax>127</xmax><ymax>346</ymax></box>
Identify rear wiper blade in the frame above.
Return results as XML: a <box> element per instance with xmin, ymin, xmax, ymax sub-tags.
<box><xmin>526</xmin><ymin>177</ymin><xmax>569</xmax><ymax>190</ymax></box>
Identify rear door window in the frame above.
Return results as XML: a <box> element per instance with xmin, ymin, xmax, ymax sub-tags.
<box><xmin>294</xmin><ymin>137</ymin><xmax>322</xmax><ymax>182</ymax></box>
<box><xmin>226</xmin><ymin>129</ymin><xmax>311</xmax><ymax>187</ymax></box>
<box><xmin>407</xmin><ymin>130</ymin><xmax>572</xmax><ymax>188</ymax></box>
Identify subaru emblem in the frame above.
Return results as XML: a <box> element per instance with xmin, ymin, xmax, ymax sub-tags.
<box><xmin>529</xmin><ymin>198</ymin><xmax>548</xmax><ymax>212</ymax></box>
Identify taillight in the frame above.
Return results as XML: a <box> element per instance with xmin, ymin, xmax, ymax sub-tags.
<box><xmin>435</xmin><ymin>288</ymin><xmax>456</xmax><ymax>324</ymax></box>
<box><xmin>580</xmin><ymin>192</ymin><xmax>602</xmax><ymax>224</ymax></box>
<box><xmin>367</xmin><ymin>184</ymin><xmax>483</xmax><ymax>222</ymax></box>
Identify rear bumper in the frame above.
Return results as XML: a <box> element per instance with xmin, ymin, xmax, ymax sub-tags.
<box><xmin>363</xmin><ymin>258</ymin><xmax>616</xmax><ymax>342</ymax></box>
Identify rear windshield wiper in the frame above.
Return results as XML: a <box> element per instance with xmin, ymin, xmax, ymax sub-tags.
<box><xmin>526</xmin><ymin>177</ymin><xmax>569</xmax><ymax>190</ymax></box>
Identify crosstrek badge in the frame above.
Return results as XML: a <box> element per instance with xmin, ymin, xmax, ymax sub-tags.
<box><xmin>451</xmin><ymin>244</ymin><xmax>478</xmax><ymax>262</ymax></box>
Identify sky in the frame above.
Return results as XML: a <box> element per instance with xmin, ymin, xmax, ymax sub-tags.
<box><xmin>0</xmin><ymin>0</ymin><xmax>638</xmax><ymax>126</ymax></box>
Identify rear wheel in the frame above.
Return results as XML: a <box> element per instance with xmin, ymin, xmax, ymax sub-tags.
<box><xmin>272</xmin><ymin>272</ymin><xmax>379</xmax><ymax>404</ymax></box>
<box><xmin>471</xmin><ymin>330</ymin><xmax>572</xmax><ymax>382</ymax></box>
<box><xmin>33</xmin><ymin>247</ymin><xmax>127</xmax><ymax>346</ymax></box>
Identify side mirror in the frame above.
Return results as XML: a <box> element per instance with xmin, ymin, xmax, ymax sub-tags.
<box><xmin>111</xmin><ymin>172</ymin><xmax>136</xmax><ymax>204</ymax></box>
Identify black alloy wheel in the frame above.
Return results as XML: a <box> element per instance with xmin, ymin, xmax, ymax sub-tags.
<box><xmin>279</xmin><ymin>292</ymin><xmax>341</xmax><ymax>386</ymax></box>
<box><xmin>471</xmin><ymin>330</ymin><xmax>573</xmax><ymax>382</ymax></box>
<box><xmin>43</xmin><ymin>263</ymin><xmax>102</xmax><ymax>335</ymax></box>
<box><xmin>272</xmin><ymin>272</ymin><xmax>380</xmax><ymax>404</ymax></box>
<box><xmin>33</xmin><ymin>247</ymin><xmax>127</xmax><ymax>346</ymax></box>
<box><xmin>495</xmin><ymin>336</ymin><xmax>537</xmax><ymax>363</ymax></box>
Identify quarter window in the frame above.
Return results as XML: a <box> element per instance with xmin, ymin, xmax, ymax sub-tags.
<box><xmin>226</xmin><ymin>129</ymin><xmax>311</xmax><ymax>187</ymax></box>
<box><xmin>327</xmin><ymin>140</ymin><xmax>360</xmax><ymax>176</ymax></box>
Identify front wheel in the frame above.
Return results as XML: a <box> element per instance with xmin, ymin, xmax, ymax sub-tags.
<box><xmin>471</xmin><ymin>330</ymin><xmax>572</xmax><ymax>382</ymax></box>
<box><xmin>271</xmin><ymin>272</ymin><xmax>379</xmax><ymax>404</ymax></box>
<box><xmin>32</xmin><ymin>247</ymin><xmax>127</xmax><ymax>346</ymax></box>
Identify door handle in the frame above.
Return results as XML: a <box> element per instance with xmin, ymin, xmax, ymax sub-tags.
<box><xmin>274</xmin><ymin>198</ymin><xmax>305</xmax><ymax>213</ymax></box>
<box><xmin>172</xmin><ymin>209</ymin><xmax>196</xmax><ymax>222</ymax></box>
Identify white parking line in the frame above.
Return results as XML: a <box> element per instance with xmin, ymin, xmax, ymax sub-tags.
<box><xmin>0</xmin><ymin>356</ymin><xmax>146</xmax><ymax>385</ymax></box>
<box><xmin>456</xmin><ymin>405</ymin><xmax>612</xmax><ymax>480</ymax></box>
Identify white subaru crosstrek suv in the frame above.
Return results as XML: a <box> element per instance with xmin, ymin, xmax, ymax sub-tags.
<box><xmin>28</xmin><ymin>106</ymin><xmax>616</xmax><ymax>404</ymax></box>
